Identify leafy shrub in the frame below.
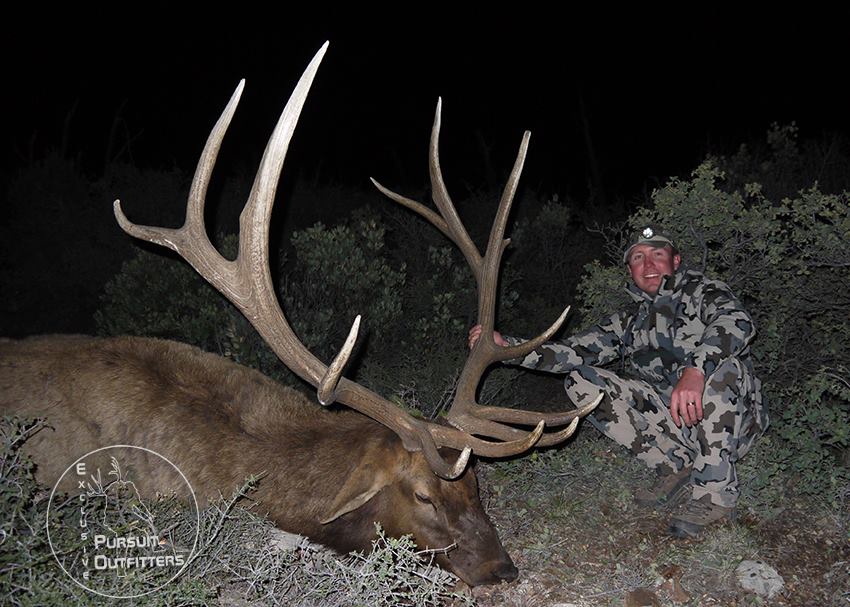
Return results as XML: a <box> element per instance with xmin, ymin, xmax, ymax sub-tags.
<box><xmin>510</xmin><ymin>198</ymin><xmax>584</xmax><ymax>332</ymax></box>
<box><xmin>282</xmin><ymin>204</ymin><xmax>476</xmax><ymax>417</ymax></box>
<box><xmin>95</xmin><ymin>235</ymin><xmax>287</xmax><ymax>381</ymax></box>
<box><xmin>94</xmin><ymin>204</ymin><xmax>450</xmax><ymax>412</ymax></box>
<box><xmin>761</xmin><ymin>370</ymin><xmax>850</xmax><ymax>498</ymax></box>
<box><xmin>573</xmin><ymin>259</ymin><xmax>631</xmax><ymax>332</ymax></box>
<box><xmin>283</xmin><ymin>206</ymin><xmax>405</xmax><ymax>363</ymax></box>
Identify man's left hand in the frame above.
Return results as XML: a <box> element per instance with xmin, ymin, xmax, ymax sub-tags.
<box><xmin>670</xmin><ymin>367</ymin><xmax>706</xmax><ymax>428</ymax></box>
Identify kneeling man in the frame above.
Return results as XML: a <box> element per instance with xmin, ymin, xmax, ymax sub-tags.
<box><xmin>469</xmin><ymin>226</ymin><xmax>768</xmax><ymax>537</ymax></box>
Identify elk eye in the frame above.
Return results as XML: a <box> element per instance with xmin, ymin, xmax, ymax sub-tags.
<box><xmin>415</xmin><ymin>492</ymin><xmax>432</xmax><ymax>505</ymax></box>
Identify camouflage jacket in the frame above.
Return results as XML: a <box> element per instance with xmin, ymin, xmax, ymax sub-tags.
<box><xmin>506</xmin><ymin>267</ymin><xmax>761</xmax><ymax>401</ymax></box>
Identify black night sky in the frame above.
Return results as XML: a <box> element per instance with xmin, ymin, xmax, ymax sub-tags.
<box><xmin>3</xmin><ymin>9</ymin><xmax>849</xmax><ymax>335</ymax></box>
<box><xmin>7</xmin><ymin>10</ymin><xmax>849</xmax><ymax>195</ymax></box>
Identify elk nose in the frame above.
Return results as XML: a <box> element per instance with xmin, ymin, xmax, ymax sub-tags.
<box><xmin>465</xmin><ymin>556</ymin><xmax>520</xmax><ymax>585</ymax></box>
<box><xmin>495</xmin><ymin>560</ymin><xmax>519</xmax><ymax>582</ymax></box>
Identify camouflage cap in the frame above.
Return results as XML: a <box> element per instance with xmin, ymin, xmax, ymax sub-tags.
<box><xmin>623</xmin><ymin>225</ymin><xmax>675</xmax><ymax>263</ymax></box>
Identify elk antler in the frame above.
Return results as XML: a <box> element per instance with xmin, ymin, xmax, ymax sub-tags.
<box><xmin>114</xmin><ymin>43</ymin><xmax>597</xmax><ymax>480</ymax></box>
<box><xmin>372</xmin><ymin>99</ymin><xmax>601</xmax><ymax>448</ymax></box>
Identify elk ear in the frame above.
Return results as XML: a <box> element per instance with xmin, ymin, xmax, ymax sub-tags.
<box><xmin>320</xmin><ymin>463</ymin><xmax>391</xmax><ymax>524</ymax></box>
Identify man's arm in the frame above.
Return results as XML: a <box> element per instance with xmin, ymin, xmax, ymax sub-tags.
<box><xmin>499</xmin><ymin>310</ymin><xmax>630</xmax><ymax>374</ymax></box>
<box><xmin>686</xmin><ymin>280</ymin><xmax>756</xmax><ymax>378</ymax></box>
<box><xmin>671</xmin><ymin>280</ymin><xmax>756</xmax><ymax>427</ymax></box>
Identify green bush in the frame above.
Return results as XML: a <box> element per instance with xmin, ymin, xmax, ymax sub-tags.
<box><xmin>94</xmin><ymin>235</ymin><xmax>287</xmax><ymax>381</ymax></box>
<box><xmin>283</xmin><ymin>206</ymin><xmax>405</xmax><ymax>363</ymax></box>
<box><xmin>94</xmin><ymin>203</ymin><xmax>468</xmax><ymax>416</ymax></box>
<box><xmin>510</xmin><ymin>197</ymin><xmax>586</xmax><ymax>334</ymax></box>
<box><xmin>771</xmin><ymin>371</ymin><xmax>850</xmax><ymax>495</ymax></box>
<box><xmin>282</xmin><ymin>204</ymin><xmax>473</xmax><ymax>416</ymax></box>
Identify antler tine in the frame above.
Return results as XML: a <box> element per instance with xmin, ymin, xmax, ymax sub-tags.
<box><xmin>464</xmin><ymin>393</ymin><xmax>603</xmax><ymax>428</ymax></box>
<box><xmin>495</xmin><ymin>305</ymin><xmax>571</xmax><ymax>364</ymax></box>
<box><xmin>477</xmin><ymin>130</ymin><xmax>529</xmax><ymax>332</ymax></box>
<box><xmin>427</xmin><ymin>99</ymin><xmax>484</xmax><ymax>282</ymax></box>
<box><xmin>370</xmin><ymin>178</ymin><xmax>453</xmax><ymax>241</ymax></box>
<box><xmin>420</xmin><ymin>406</ymin><xmax>584</xmax><ymax>461</ymax></box>
<box><xmin>432</xmin><ymin>416</ymin><xmax>580</xmax><ymax>457</ymax></box>
<box><xmin>115</xmin><ymin>80</ymin><xmax>245</xmax><ymax>270</ymax></box>
<box><xmin>117</xmin><ymin>44</ymin><xmax>331</xmax><ymax>388</ymax></box>
<box><xmin>318</xmin><ymin>315</ymin><xmax>361</xmax><ymax>405</ymax></box>
<box><xmin>371</xmin><ymin>99</ymin><xmax>484</xmax><ymax>279</ymax></box>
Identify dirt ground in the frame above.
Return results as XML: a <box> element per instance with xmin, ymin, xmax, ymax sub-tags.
<box><xmin>460</xmin><ymin>458</ymin><xmax>850</xmax><ymax>607</ymax></box>
<box><xmin>471</xmin><ymin>493</ymin><xmax>848</xmax><ymax>606</ymax></box>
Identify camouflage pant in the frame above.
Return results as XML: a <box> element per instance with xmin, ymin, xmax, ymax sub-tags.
<box><xmin>564</xmin><ymin>358</ymin><xmax>765</xmax><ymax>507</ymax></box>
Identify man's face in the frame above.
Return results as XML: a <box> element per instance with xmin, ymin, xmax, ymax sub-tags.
<box><xmin>627</xmin><ymin>244</ymin><xmax>681</xmax><ymax>295</ymax></box>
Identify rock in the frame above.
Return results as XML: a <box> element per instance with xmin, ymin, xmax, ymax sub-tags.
<box><xmin>735</xmin><ymin>559</ymin><xmax>784</xmax><ymax>599</ymax></box>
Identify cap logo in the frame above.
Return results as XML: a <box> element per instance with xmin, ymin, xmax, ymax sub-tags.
<box><xmin>642</xmin><ymin>227</ymin><xmax>654</xmax><ymax>238</ymax></box>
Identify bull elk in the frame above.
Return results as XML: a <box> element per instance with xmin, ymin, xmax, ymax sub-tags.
<box><xmin>0</xmin><ymin>42</ymin><xmax>599</xmax><ymax>586</ymax></box>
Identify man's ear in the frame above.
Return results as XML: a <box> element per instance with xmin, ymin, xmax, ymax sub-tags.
<box><xmin>673</xmin><ymin>254</ymin><xmax>682</xmax><ymax>270</ymax></box>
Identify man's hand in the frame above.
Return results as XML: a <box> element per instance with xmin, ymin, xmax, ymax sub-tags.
<box><xmin>468</xmin><ymin>325</ymin><xmax>508</xmax><ymax>350</ymax></box>
<box><xmin>670</xmin><ymin>367</ymin><xmax>706</xmax><ymax>428</ymax></box>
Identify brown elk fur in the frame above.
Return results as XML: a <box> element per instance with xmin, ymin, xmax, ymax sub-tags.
<box><xmin>0</xmin><ymin>334</ymin><xmax>518</xmax><ymax>585</ymax></box>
